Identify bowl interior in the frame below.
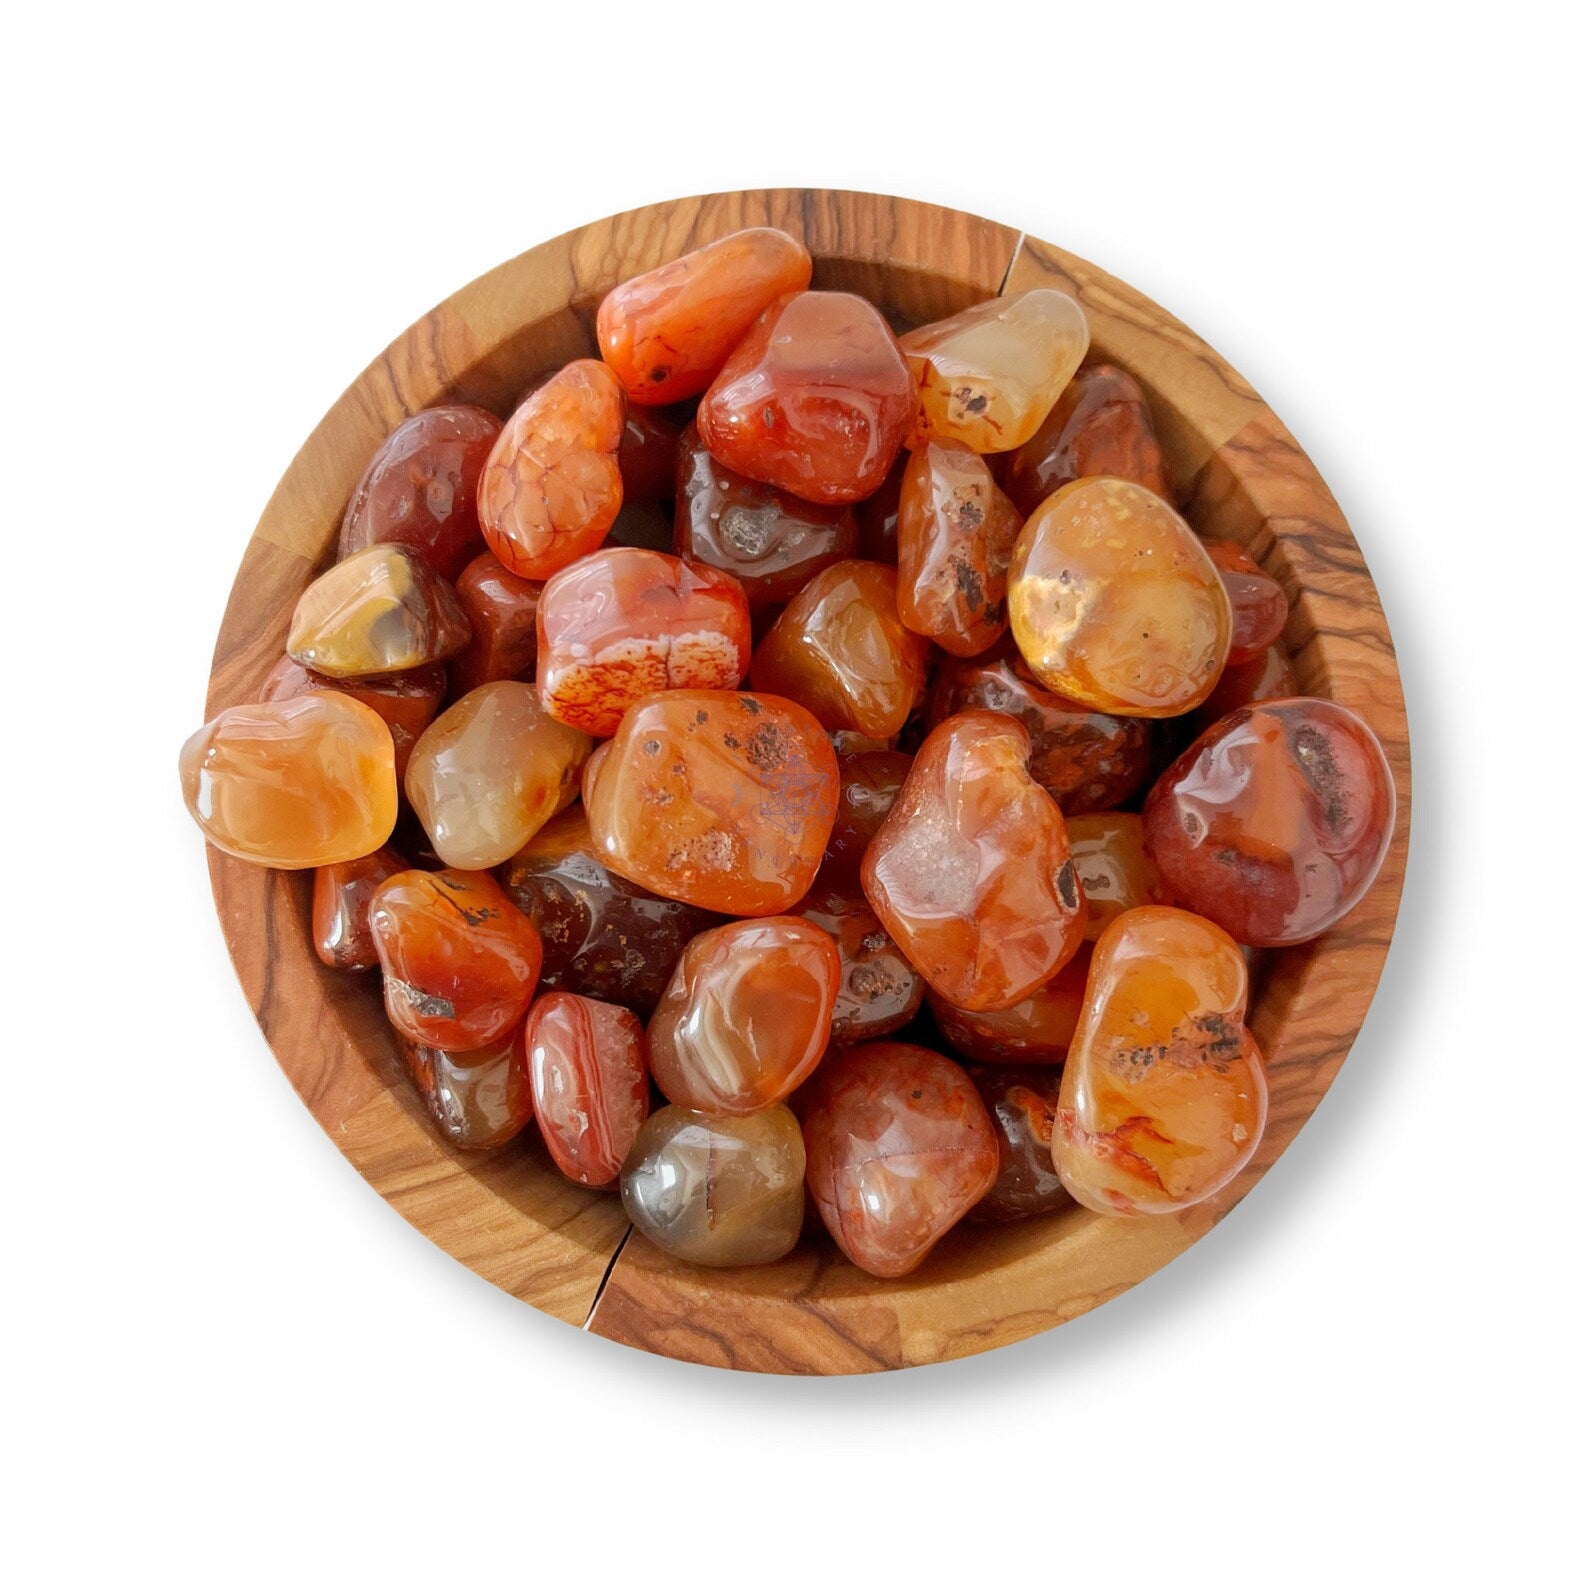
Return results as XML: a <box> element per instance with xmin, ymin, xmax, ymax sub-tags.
<box><xmin>205</xmin><ymin>190</ymin><xmax>1409</xmax><ymax>1373</ymax></box>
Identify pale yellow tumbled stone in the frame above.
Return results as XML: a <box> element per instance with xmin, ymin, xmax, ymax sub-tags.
<box><xmin>404</xmin><ymin>681</ymin><xmax>592</xmax><ymax>869</ymax></box>
<box><xmin>899</xmin><ymin>288</ymin><xmax>1090</xmax><ymax>453</ymax></box>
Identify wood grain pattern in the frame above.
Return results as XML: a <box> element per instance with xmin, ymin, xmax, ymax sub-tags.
<box><xmin>203</xmin><ymin>189</ymin><xmax>1409</xmax><ymax>1370</ymax></box>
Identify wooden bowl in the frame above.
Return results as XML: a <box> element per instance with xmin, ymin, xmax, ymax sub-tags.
<box><xmin>204</xmin><ymin>189</ymin><xmax>1410</xmax><ymax>1373</ymax></box>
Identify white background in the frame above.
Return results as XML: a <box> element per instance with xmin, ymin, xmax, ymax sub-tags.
<box><xmin>5</xmin><ymin>4</ymin><xmax>1583</xmax><ymax>1583</ymax></box>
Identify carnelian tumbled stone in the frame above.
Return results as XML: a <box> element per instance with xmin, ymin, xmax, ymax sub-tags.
<box><xmin>597</xmin><ymin>227</ymin><xmax>813</xmax><ymax>406</ymax></box>
<box><xmin>404</xmin><ymin>682</ymin><xmax>591</xmax><ymax>871</ymax></box>
<box><xmin>477</xmin><ymin>360</ymin><xmax>626</xmax><ymax>580</ymax></box>
<box><xmin>621</xmin><ymin>1105</ymin><xmax>806</xmax><ymax>1268</ymax></box>
<box><xmin>449</xmin><ymin>553</ymin><xmax>542</xmax><ymax>696</ymax></box>
<box><xmin>1053</xmin><ymin>906</ymin><xmax>1266</xmax><ymax>1214</ymax></box>
<box><xmin>647</xmin><ymin>916</ymin><xmax>839</xmax><ymax>1114</ymax></box>
<box><xmin>1066</xmin><ymin>813</ymin><xmax>1169</xmax><ymax>942</ymax></box>
<box><xmin>750</xmin><ymin>560</ymin><xmax>929</xmax><ymax>739</ymax></box>
<box><xmin>402</xmin><ymin>1027</ymin><xmax>534</xmax><ymax>1151</ymax></box>
<box><xmin>287</xmin><ymin>544</ymin><xmax>472</xmax><ymax>679</ymax></box>
<box><xmin>1143</xmin><ymin>697</ymin><xmax>1395</xmax><ymax>946</ymax></box>
<box><xmin>369</xmin><ymin>868</ymin><xmax>542</xmax><ymax>1050</ymax></box>
<box><xmin>861</xmin><ymin>711</ymin><xmax>1086</xmax><ymax>1012</ymax></box>
<box><xmin>674</xmin><ymin>421</ymin><xmax>858</xmax><ymax>608</ymax></box>
<box><xmin>698</xmin><ymin>291</ymin><xmax>915</xmax><ymax>504</ymax></box>
<box><xmin>822</xmin><ymin>749</ymin><xmax>913</xmax><ymax>879</ymax></box>
<box><xmin>1193</xmin><ymin>643</ymin><xmax>1299</xmax><ymax>731</ymax></box>
<box><xmin>899</xmin><ymin>289</ymin><xmax>1089</xmax><ymax>453</ymax></box>
<box><xmin>1203</xmin><ymin>539</ymin><xmax>1289</xmax><ymax>664</ymax></box>
<box><xmin>1002</xmin><ymin>363</ymin><xmax>1171</xmax><ymax>514</ymax></box>
<box><xmin>499</xmin><ymin>807</ymin><xmax>718</xmax><ymax>1012</ymax></box>
<box><xmin>793</xmin><ymin>882</ymin><xmax>924</xmax><ymax>1045</ymax></box>
<box><xmin>312</xmin><ymin>845</ymin><xmax>407</xmax><ymax>970</ymax></box>
<box><xmin>258</xmin><ymin>655</ymin><xmax>444</xmax><ymax>781</ymax></box>
<box><xmin>179</xmin><ymin>694</ymin><xmax>397</xmax><ymax>868</ymax></box>
<box><xmin>338</xmin><ymin>405</ymin><xmax>501</xmax><ymax>580</ymax></box>
<box><xmin>583</xmin><ymin>689</ymin><xmax>838</xmax><ymax>916</ymax></box>
<box><xmin>803</xmin><ymin>1042</ymin><xmax>999</xmax><ymax>1278</ymax></box>
<box><xmin>536</xmin><ymin>547</ymin><xmax>751</xmax><ymax>737</ymax></box>
<box><xmin>896</xmin><ymin>440</ymin><xmax>1025</xmax><ymax>657</ymax></box>
<box><xmin>929</xmin><ymin>642</ymin><xmax>1151</xmax><ymax>814</ymax></box>
<box><xmin>928</xmin><ymin>945</ymin><xmax>1091</xmax><ymax>1066</ymax></box>
<box><xmin>1007</xmin><ymin>477</ymin><xmax>1232</xmax><ymax>717</ymax></box>
<box><xmin>967</xmin><ymin>1067</ymin><xmax>1073</xmax><ymax>1224</ymax></box>
<box><xmin>525</xmin><ymin>992</ymin><xmax>649</xmax><ymax>1187</ymax></box>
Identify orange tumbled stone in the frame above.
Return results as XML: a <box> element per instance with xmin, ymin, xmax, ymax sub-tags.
<box><xmin>861</xmin><ymin>711</ymin><xmax>1086</xmax><ymax>1012</ymax></box>
<box><xmin>897</xmin><ymin>439</ymin><xmax>1024</xmax><ymax>656</ymax></box>
<box><xmin>258</xmin><ymin>655</ymin><xmax>444</xmax><ymax>781</ymax></box>
<box><xmin>477</xmin><ymin>359</ymin><xmax>626</xmax><ymax>580</ymax></box>
<box><xmin>1066</xmin><ymin>813</ymin><xmax>1169</xmax><ymax>942</ymax></box>
<box><xmin>312</xmin><ymin>844</ymin><xmax>407</xmax><ymax>971</ymax></box>
<box><xmin>1053</xmin><ymin>906</ymin><xmax>1266</xmax><ymax>1215</ymax></box>
<box><xmin>179</xmin><ymin>693</ymin><xmax>397</xmax><ymax>868</ymax></box>
<box><xmin>1007</xmin><ymin>477</ymin><xmax>1232</xmax><ymax>717</ymax></box>
<box><xmin>750</xmin><ymin>560</ymin><xmax>929</xmax><ymax>739</ymax></box>
<box><xmin>1193</xmin><ymin>642</ymin><xmax>1299</xmax><ymax>731</ymax></box>
<box><xmin>402</xmin><ymin>1026</ymin><xmax>535</xmax><ymax>1151</ymax></box>
<box><xmin>1203</xmin><ymin>538</ymin><xmax>1289</xmax><ymax>664</ymax></box>
<box><xmin>597</xmin><ymin>227</ymin><xmax>813</xmax><ymax>406</ymax></box>
<box><xmin>448</xmin><ymin>552</ymin><xmax>543</xmax><ymax>696</ymax></box>
<box><xmin>583</xmin><ymin>689</ymin><xmax>838</xmax><ymax>916</ymax></box>
<box><xmin>287</xmin><ymin>544</ymin><xmax>471</xmax><ymax>678</ymax></box>
<box><xmin>536</xmin><ymin>547</ymin><xmax>751</xmax><ymax>736</ymax></box>
<box><xmin>899</xmin><ymin>289</ymin><xmax>1089</xmax><ymax>453</ymax></box>
<box><xmin>698</xmin><ymin>291</ymin><xmax>915</xmax><ymax>504</ymax></box>
<box><xmin>1002</xmin><ymin>362</ymin><xmax>1171</xmax><ymax>514</ymax></box>
<box><xmin>823</xmin><ymin>749</ymin><xmax>913</xmax><ymax>879</ymax></box>
<box><xmin>647</xmin><ymin>916</ymin><xmax>840</xmax><ymax>1114</ymax></box>
<box><xmin>928</xmin><ymin>945</ymin><xmax>1091</xmax><ymax>1066</ymax></box>
<box><xmin>793</xmin><ymin>881</ymin><xmax>924</xmax><ymax>1045</ymax></box>
<box><xmin>526</xmin><ymin>992</ymin><xmax>649</xmax><ymax>1187</ymax></box>
<box><xmin>369</xmin><ymin>868</ymin><xmax>542</xmax><ymax>1051</ymax></box>
<box><xmin>404</xmin><ymin>682</ymin><xmax>591</xmax><ymax>870</ymax></box>
<box><xmin>803</xmin><ymin>1042</ymin><xmax>999</xmax><ymax>1278</ymax></box>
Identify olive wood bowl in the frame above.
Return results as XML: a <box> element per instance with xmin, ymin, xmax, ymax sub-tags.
<box><xmin>204</xmin><ymin>188</ymin><xmax>1410</xmax><ymax>1374</ymax></box>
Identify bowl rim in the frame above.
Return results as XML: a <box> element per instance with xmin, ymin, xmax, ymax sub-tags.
<box><xmin>203</xmin><ymin>187</ymin><xmax>1411</xmax><ymax>1374</ymax></box>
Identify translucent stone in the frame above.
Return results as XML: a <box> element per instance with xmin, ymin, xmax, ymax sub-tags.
<box><xmin>287</xmin><ymin>544</ymin><xmax>471</xmax><ymax>678</ymax></box>
<box><xmin>794</xmin><ymin>882</ymin><xmax>924</xmax><ymax>1045</ymax></box>
<box><xmin>369</xmin><ymin>868</ymin><xmax>542</xmax><ymax>1050</ymax></box>
<box><xmin>258</xmin><ymin>655</ymin><xmax>445</xmax><ymax>781</ymax></box>
<box><xmin>822</xmin><ymin>749</ymin><xmax>912</xmax><ymax>879</ymax></box>
<box><xmin>927</xmin><ymin>945</ymin><xmax>1091</xmax><ymax>1066</ymax></box>
<box><xmin>179</xmin><ymin>693</ymin><xmax>397</xmax><ymax>868</ymax></box>
<box><xmin>404</xmin><ymin>682</ymin><xmax>591</xmax><ymax>870</ymax></box>
<box><xmin>967</xmin><ymin>1067</ymin><xmax>1074</xmax><ymax>1224</ymax></box>
<box><xmin>749</xmin><ymin>560</ymin><xmax>929</xmax><ymax>739</ymax></box>
<box><xmin>621</xmin><ymin>1105</ymin><xmax>806</xmax><ymax>1267</ymax></box>
<box><xmin>1066</xmin><ymin>813</ymin><xmax>1169</xmax><ymax>942</ymax></box>
<box><xmin>861</xmin><ymin>710</ymin><xmax>1086</xmax><ymax>1011</ymax></box>
<box><xmin>536</xmin><ymin>547</ymin><xmax>751</xmax><ymax>737</ymax></box>
<box><xmin>896</xmin><ymin>439</ymin><xmax>1024</xmax><ymax>657</ymax></box>
<box><xmin>477</xmin><ymin>359</ymin><xmax>626</xmax><ymax>580</ymax></box>
<box><xmin>312</xmin><ymin>845</ymin><xmax>407</xmax><ymax>970</ymax></box>
<box><xmin>402</xmin><ymin>1027</ymin><xmax>534</xmax><ymax>1150</ymax></box>
<box><xmin>698</xmin><ymin>290</ymin><xmax>915</xmax><ymax>504</ymax></box>
<box><xmin>582</xmin><ymin>689</ymin><xmax>838</xmax><ymax>916</ymax></box>
<box><xmin>338</xmin><ymin>405</ymin><xmax>501</xmax><ymax>579</ymax></box>
<box><xmin>597</xmin><ymin>227</ymin><xmax>813</xmax><ymax>405</ymax></box>
<box><xmin>449</xmin><ymin>552</ymin><xmax>542</xmax><ymax>695</ymax></box>
<box><xmin>675</xmin><ymin>421</ymin><xmax>858</xmax><ymax>609</ymax></box>
<box><xmin>899</xmin><ymin>289</ymin><xmax>1089</xmax><ymax>453</ymax></box>
<box><xmin>1053</xmin><ymin>906</ymin><xmax>1266</xmax><ymax>1214</ymax></box>
<box><xmin>525</xmin><ymin>992</ymin><xmax>649</xmax><ymax>1187</ymax></box>
<box><xmin>1002</xmin><ymin>362</ymin><xmax>1170</xmax><ymax>514</ymax></box>
<box><xmin>1143</xmin><ymin>697</ymin><xmax>1395</xmax><ymax>945</ymax></box>
<box><xmin>1007</xmin><ymin>477</ymin><xmax>1232</xmax><ymax>717</ymax></box>
<box><xmin>1203</xmin><ymin>539</ymin><xmax>1289</xmax><ymax>664</ymax></box>
<box><xmin>802</xmin><ymin>1042</ymin><xmax>999</xmax><ymax>1278</ymax></box>
<box><xmin>646</xmin><ymin>916</ymin><xmax>839</xmax><ymax>1113</ymax></box>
